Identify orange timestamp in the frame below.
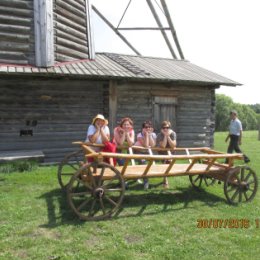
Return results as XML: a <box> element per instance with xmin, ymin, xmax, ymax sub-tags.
<box><xmin>197</xmin><ymin>218</ymin><xmax>260</xmax><ymax>229</ymax></box>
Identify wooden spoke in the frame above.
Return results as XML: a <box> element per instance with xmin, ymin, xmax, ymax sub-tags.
<box><xmin>226</xmin><ymin>185</ymin><xmax>237</xmax><ymax>193</ymax></box>
<box><xmin>88</xmin><ymin>199</ymin><xmax>97</xmax><ymax>217</ymax></box>
<box><xmin>244</xmin><ymin>172</ymin><xmax>252</xmax><ymax>182</ymax></box>
<box><xmin>230</xmin><ymin>188</ymin><xmax>239</xmax><ymax>201</ymax></box>
<box><xmin>240</xmin><ymin>167</ymin><xmax>245</xmax><ymax>181</ymax></box>
<box><xmin>238</xmin><ymin>190</ymin><xmax>243</xmax><ymax>202</ymax></box>
<box><xmin>104</xmin><ymin>195</ymin><xmax>118</xmax><ymax>207</ymax></box>
<box><xmin>243</xmin><ymin>191</ymin><xmax>249</xmax><ymax>201</ymax></box>
<box><xmin>70</xmin><ymin>191</ymin><xmax>91</xmax><ymax>197</ymax></box>
<box><xmin>104</xmin><ymin>188</ymin><xmax>123</xmax><ymax>193</ymax></box>
<box><xmin>97</xmin><ymin>165</ymin><xmax>106</xmax><ymax>186</ymax></box>
<box><xmin>224</xmin><ymin>166</ymin><xmax>258</xmax><ymax>205</ymax></box>
<box><xmin>57</xmin><ymin>150</ymin><xmax>85</xmax><ymax>189</ymax></box>
<box><xmin>67</xmin><ymin>162</ymin><xmax>125</xmax><ymax>221</ymax></box>
<box><xmin>189</xmin><ymin>174</ymin><xmax>215</xmax><ymax>189</ymax></box>
<box><xmin>99</xmin><ymin>198</ymin><xmax>106</xmax><ymax>215</ymax></box>
<box><xmin>77</xmin><ymin>197</ymin><xmax>92</xmax><ymax>211</ymax></box>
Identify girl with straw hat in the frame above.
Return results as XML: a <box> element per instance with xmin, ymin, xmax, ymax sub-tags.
<box><xmin>85</xmin><ymin>114</ymin><xmax>110</xmax><ymax>152</ymax></box>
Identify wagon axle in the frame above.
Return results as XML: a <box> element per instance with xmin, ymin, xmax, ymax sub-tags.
<box><xmin>93</xmin><ymin>187</ymin><xmax>105</xmax><ymax>198</ymax></box>
<box><xmin>240</xmin><ymin>182</ymin><xmax>250</xmax><ymax>192</ymax></box>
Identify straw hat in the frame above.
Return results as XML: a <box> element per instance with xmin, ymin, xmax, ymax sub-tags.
<box><xmin>92</xmin><ymin>114</ymin><xmax>108</xmax><ymax>125</ymax></box>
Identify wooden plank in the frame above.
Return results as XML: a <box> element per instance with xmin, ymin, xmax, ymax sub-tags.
<box><xmin>185</xmin><ymin>158</ymin><xmax>199</xmax><ymax>173</ymax></box>
<box><xmin>0</xmin><ymin>24</ymin><xmax>31</xmax><ymax>34</ymax></box>
<box><xmin>0</xmin><ymin>6</ymin><xmax>32</xmax><ymax>17</ymax></box>
<box><xmin>89</xmin><ymin>151</ymin><xmax>243</xmax><ymax>161</ymax></box>
<box><xmin>56</xmin><ymin>45</ymin><xmax>88</xmax><ymax>59</ymax></box>
<box><xmin>128</xmin><ymin>147</ymin><xmax>135</xmax><ymax>166</ymax></box>
<box><xmin>55</xmin><ymin>5</ymin><xmax>87</xmax><ymax>26</ymax></box>
<box><xmin>63</xmin><ymin>0</ymin><xmax>86</xmax><ymax>12</ymax></box>
<box><xmin>0</xmin><ymin>150</ymin><xmax>44</xmax><ymax>163</ymax></box>
<box><xmin>205</xmin><ymin>158</ymin><xmax>217</xmax><ymax>173</ymax></box>
<box><xmin>56</xmin><ymin>29</ymin><xmax>88</xmax><ymax>46</ymax></box>
<box><xmin>109</xmin><ymin>81</ymin><xmax>117</xmax><ymax>131</ymax></box>
<box><xmin>0</xmin><ymin>0</ymin><xmax>33</xmax><ymax>9</ymax></box>
<box><xmin>120</xmin><ymin>158</ymin><xmax>130</xmax><ymax>176</ymax></box>
<box><xmin>97</xmin><ymin>163</ymin><xmax>224</xmax><ymax>180</ymax></box>
<box><xmin>56</xmin><ymin>37</ymin><xmax>88</xmax><ymax>53</ymax></box>
<box><xmin>164</xmin><ymin>159</ymin><xmax>176</xmax><ymax>174</ymax></box>
<box><xmin>0</xmin><ymin>66</ymin><xmax>8</xmax><ymax>72</ymax></box>
<box><xmin>34</xmin><ymin>0</ymin><xmax>54</xmax><ymax>67</ymax></box>
<box><xmin>55</xmin><ymin>21</ymin><xmax>87</xmax><ymax>40</ymax></box>
<box><xmin>0</xmin><ymin>14</ymin><xmax>32</xmax><ymax>26</ymax></box>
<box><xmin>85</xmin><ymin>0</ymin><xmax>95</xmax><ymax>59</ymax></box>
<box><xmin>0</xmin><ymin>42</ymin><xmax>30</xmax><ymax>52</ymax></box>
<box><xmin>55</xmin><ymin>14</ymin><xmax>86</xmax><ymax>34</ymax></box>
<box><xmin>142</xmin><ymin>160</ymin><xmax>155</xmax><ymax>176</ymax></box>
<box><xmin>56</xmin><ymin>0</ymin><xmax>87</xmax><ymax>19</ymax></box>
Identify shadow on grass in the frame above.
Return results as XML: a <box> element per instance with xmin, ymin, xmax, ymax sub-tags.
<box><xmin>38</xmin><ymin>184</ymin><xmax>226</xmax><ymax>227</ymax></box>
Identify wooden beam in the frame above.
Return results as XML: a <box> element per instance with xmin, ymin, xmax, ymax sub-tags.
<box><xmin>34</xmin><ymin>0</ymin><xmax>54</xmax><ymax>67</ymax></box>
<box><xmin>85</xmin><ymin>0</ymin><xmax>95</xmax><ymax>59</ymax></box>
<box><xmin>92</xmin><ymin>5</ymin><xmax>141</xmax><ymax>56</ymax></box>
<box><xmin>160</xmin><ymin>0</ymin><xmax>185</xmax><ymax>59</ymax></box>
<box><xmin>109</xmin><ymin>81</ymin><xmax>118</xmax><ymax>131</ymax></box>
<box><xmin>118</xmin><ymin>27</ymin><xmax>170</xmax><ymax>31</ymax></box>
<box><xmin>146</xmin><ymin>0</ymin><xmax>177</xmax><ymax>59</ymax></box>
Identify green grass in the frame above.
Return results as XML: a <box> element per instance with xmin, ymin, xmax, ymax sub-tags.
<box><xmin>0</xmin><ymin>131</ymin><xmax>260</xmax><ymax>260</ymax></box>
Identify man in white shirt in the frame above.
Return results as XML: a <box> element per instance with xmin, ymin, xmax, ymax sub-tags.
<box><xmin>225</xmin><ymin>110</ymin><xmax>250</xmax><ymax>163</ymax></box>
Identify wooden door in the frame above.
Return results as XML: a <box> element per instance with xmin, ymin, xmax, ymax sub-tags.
<box><xmin>153</xmin><ymin>96</ymin><xmax>177</xmax><ymax>132</ymax></box>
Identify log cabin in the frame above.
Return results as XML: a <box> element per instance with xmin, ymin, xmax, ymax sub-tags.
<box><xmin>0</xmin><ymin>0</ymin><xmax>240</xmax><ymax>163</ymax></box>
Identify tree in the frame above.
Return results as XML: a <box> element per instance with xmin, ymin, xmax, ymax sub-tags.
<box><xmin>249</xmin><ymin>104</ymin><xmax>260</xmax><ymax>114</ymax></box>
<box><xmin>215</xmin><ymin>94</ymin><xmax>233</xmax><ymax>131</ymax></box>
<box><xmin>215</xmin><ymin>94</ymin><xmax>258</xmax><ymax>131</ymax></box>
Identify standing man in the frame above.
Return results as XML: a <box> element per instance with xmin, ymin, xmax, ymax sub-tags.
<box><xmin>225</xmin><ymin>110</ymin><xmax>250</xmax><ymax>163</ymax></box>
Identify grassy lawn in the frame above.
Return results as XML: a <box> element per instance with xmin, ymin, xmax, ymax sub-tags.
<box><xmin>0</xmin><ymin>131</ymin><xmax>259</xmax><ymax>260</ymax></box>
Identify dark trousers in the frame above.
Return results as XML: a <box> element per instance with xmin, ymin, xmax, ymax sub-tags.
<box><xmin>227</xmin><ymin>135</ymin><xmax>249</xmax><ymax>162</ymax></box>
<box><xmin>227</xmin><ymin>135</ymin><xmax>242</xmax><ymax>153</ymax></box>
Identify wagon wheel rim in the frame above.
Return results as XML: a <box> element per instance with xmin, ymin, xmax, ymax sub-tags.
<box><xmin>224</xmin><ymin>166</ymin><xmax>258</xmax><ymax>205</ymax></box>
<box><xmin>189</xmin><ymin>174</ymin><xmax>215</xmax><ymax>188</ymax></box>
<box><xmin>67</xmin><ymin>162</ymin><xmax>125</xmax><ymax>221</ymax></box>
<box><xmin>57</xmin><ymin>150</ymin><xmax>85</xmax><ymax>189</ymax></box>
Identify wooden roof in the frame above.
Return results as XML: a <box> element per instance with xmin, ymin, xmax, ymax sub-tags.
<box><xmin>0</xmin><ymin>52</ymin><xmax>240</xmax><ymax>86</ymax></box>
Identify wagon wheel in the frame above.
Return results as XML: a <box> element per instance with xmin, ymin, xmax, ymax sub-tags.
<box><xmin>57</xmin><ymin>150</ymin><xmax>85</xmax><ymax>189</ymax></box>
<box><xmin>189</xmin><ymin>174</ymin><xmax>216</xmax><ymax>188</ymax></box>
<box><xmin>224</xmin><ymin>166</ymin><xmax>258</xmax><ymax>205</ymax></box>
<box><xmin>67</xmin><ymin>162</ymin><xmax>125</xmax><ymax>221</ymax></box>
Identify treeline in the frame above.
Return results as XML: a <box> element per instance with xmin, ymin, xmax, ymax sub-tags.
<box><xmin>215</xmin><ymin>94</ymin><xmax>260</xmax><ymax>131</ymax></box>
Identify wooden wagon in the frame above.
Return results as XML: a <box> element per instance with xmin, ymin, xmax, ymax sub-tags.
<box><xmin>58</xmin><ymin>142</ymin><xmax>258</xmax><ymax>221</ymax></box>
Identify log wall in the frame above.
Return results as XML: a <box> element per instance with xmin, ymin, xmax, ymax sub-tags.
<box><xmin>0</xmin><ymin>0</ymin><xmax>35</xmax><ymax>64</ymax></box>
<box><xmin>0</xmin><ymin>77</ymin><xmax>106</xmax><ymax>162</ymax></box>
<box><xmin>53</xmin><ymin>0</ymin><xmax>90</xmax><ymax>62</ymax></box>
<box><xmin>0</xmin><ymin>77</ymin><xmax>216</xmax><ymax>162</ymax></box>
<box><xmin>113</xmin><ymin>82</ymin><xmax>216</xmax><ymax>148</ymax></box>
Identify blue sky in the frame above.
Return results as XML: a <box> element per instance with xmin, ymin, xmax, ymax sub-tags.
<box><xmin>91</xmin><ymin>0</ymin><xmax>260</xmax><ymax>104</ymax></box>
